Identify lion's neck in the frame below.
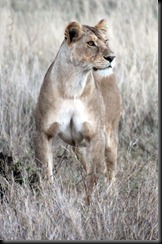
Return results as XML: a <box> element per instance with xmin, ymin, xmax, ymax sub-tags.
<box><xmin>50</xmin><ymin>46</ymin><xmax>94</xmax><ymax>98</ymax></box>
<box><xmin>63</xmin><ymin>71</ymin><xmax>90</xmax><ymax>98</ymax></box>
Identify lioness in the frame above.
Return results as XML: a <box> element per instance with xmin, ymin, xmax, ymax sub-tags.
<box><xmin>35</xmin><ymin>19</ymin><xmax>120</xmax><ymax>204</ymax></box>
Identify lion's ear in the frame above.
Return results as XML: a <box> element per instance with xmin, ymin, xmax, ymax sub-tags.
<box><xmin>65</xmin><ymin>21</ymin><xmax>82</xmax><ymax>44</ymax></box>
<box><xmin>95</xmin><ymin>19</ymin><xmax>108</xmax><ymax>33</ymax></box>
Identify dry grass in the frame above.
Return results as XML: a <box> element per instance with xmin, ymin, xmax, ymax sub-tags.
<box><xmin>0</xmin><ymin>0</ymin><xmax>158</xmax><ymax>240</ymax></box>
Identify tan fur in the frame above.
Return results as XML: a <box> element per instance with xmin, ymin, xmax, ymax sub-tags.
<box><xmin>35</xmin><ymin>19</ymin><xmax>121</xmax><ymax>204</ymax></box>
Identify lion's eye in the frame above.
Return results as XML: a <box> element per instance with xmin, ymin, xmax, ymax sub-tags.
<box><xmin>87</xmin><ymin>41</ymin><xmax>95</xmax><ymax>47</ymax></box>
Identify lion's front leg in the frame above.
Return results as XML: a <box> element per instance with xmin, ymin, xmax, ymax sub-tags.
<box><xmin>104</xmin><ymin>126</ymin><xmax>118</xmax><ymax>183</ymax></box>
<box><xmin>82</xmin><ymin>122</ymin><xmax>105</xmax><ymax>205</ymax></box>
<box><xmin>35</xmin><ymin>131</ymin><xmax>54</xmax><ymax>182</ymax></box>
<box><xmin>34</xmin><ymin>122</ymin><xmax>59</xmax><ymax>183</ymax></box>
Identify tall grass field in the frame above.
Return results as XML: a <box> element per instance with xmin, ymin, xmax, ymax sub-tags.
<box><xmin>0</xmin><ymin>0</ymin><xmax>158</xmax><ymax>240</ymax></box>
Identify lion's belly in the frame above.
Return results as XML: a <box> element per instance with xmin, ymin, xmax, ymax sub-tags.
<box><xmin>55</xmin><ymin>99</ymin><xmax>92</xmax><ymax>145</ymax></box>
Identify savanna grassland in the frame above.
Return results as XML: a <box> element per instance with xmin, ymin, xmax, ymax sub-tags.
<box><xmin>0</xmin><ymin>0</ymin><xmax>158</xmax><ymax>240</ymax></box>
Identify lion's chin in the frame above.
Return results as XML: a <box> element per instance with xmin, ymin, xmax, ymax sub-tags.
<box><xmin>93</xmin><ymin>66</ymin><xmax>113</xmax><ymax>77</ymax></box>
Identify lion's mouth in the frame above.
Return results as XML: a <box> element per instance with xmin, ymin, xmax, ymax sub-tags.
<box><xmin>93</xmin><ymin>65</ymin><xmax>112</xmax><ymax>71</ymax></box>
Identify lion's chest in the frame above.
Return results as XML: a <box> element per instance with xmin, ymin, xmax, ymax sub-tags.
<box><xmin>55</xmin><ymin>99</ymin><xmax>93</xmax><ymax>145</ymax></box>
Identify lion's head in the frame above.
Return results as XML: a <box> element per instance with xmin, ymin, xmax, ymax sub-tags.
<box><xmin>64</xmin><ymin>19</ymin><xmax>115</xmax><ymax>72</ymax></box>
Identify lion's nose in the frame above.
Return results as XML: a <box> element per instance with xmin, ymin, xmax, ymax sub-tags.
<box><xmin>104</xmin><ymin>55</ymin><xmax>115</xmax><ymax>63</ymax></box>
